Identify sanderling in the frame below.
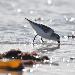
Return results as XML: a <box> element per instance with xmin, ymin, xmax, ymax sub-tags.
<box><xmin>25</xmin><ymin>18</ymin><xmax>60</xmax><ymax>45</ymax></box>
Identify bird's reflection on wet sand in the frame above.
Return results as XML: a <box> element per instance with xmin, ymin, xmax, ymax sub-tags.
<box><xmin>37</xmin><ymin>44</ymin><xmax>60</xmax><ymax>53</ymax></box>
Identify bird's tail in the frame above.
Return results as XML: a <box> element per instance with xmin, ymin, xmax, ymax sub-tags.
<box><xmin>25</xmin><ymin>18</ymin><xmax>29</xmax><ymax>21</ymax></box>
<box><xmin>25</xmin><ymin>18</ymin><xmax>33</xmax><ymax>23</ymax></box>
<box><xmin>25</xmin><ymin>18</ymin><xmax>38</xmax><ymax>26</ymax></box>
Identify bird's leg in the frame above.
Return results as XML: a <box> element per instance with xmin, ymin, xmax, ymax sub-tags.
<box><xmin>33</xmin><ymin>34</ymin><xmax>38</xmax><ymax>46</ymax></box>
<box><xmin>41</xmin><ymin>37</ymin><xmax>44</xmax><ymax>43</ymax></box>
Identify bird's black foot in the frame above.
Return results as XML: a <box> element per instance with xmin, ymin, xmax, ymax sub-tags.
<box><xmin>33</xmin><ymin>34</ymin><xmax>38</xmax><ymax>46</ymax></box>
<box><xmin>41</xmin><ymin>37</ymin><xmax>44</xmax><ymax>43</ymax></box>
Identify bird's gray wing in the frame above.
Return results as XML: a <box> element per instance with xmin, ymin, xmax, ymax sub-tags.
<box><xmin>40</xmin><ymin>24</ymin><xmax>55</xmax><ymax>37</ymax></box>
<box><xmin>39</xmin><ymin>24</ymin><xmax>54</xmax><ymax>33</ymax></box>
<box><xmin>25</xmin><ymin>18</ymin><xmax>54</xmax><ymax>36</ymax></box>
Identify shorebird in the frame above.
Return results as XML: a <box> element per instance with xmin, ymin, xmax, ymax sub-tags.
<box><xmin>25</xmin><ymin>18</ymin><xmax>60</xmax><ymax>45</ymax></box>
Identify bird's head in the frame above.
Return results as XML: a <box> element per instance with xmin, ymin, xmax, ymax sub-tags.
<box><xmin>52</xmin><ymin>33</ymin><xmax>60</xmax><ymax>44</ymax></box>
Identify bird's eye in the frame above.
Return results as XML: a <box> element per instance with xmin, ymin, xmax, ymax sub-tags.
<box><xmin>57</xmin><ymin>36</ymin><xmax>60</xmax><ymax>39</ymax></box>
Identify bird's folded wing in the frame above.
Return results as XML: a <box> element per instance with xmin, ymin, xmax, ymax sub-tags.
<box><xmin>39</xmin><ymin>24</ymin><xmax>54</xmax><ymax>33</ymax></box>
<box><xmin>25</xmin><ymin>18</ymin><xmax>54</xmax><ymax>36</ymax></box>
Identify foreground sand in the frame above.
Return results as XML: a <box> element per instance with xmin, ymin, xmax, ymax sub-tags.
<box><xmin>0</xmin><ymin>42</ymin><xmax>75</xmax><ymax>75</ymax></box>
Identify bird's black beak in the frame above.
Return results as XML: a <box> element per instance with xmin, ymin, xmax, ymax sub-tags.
<box><xmin>58</xmin><ymin>41</ymin><xmax>60</xmax><ymax>47</ymax></box>
<box><xmin>58</xmin><ymin>41</ymin><xmax>60</xmax><ymax>44</ymax></box>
